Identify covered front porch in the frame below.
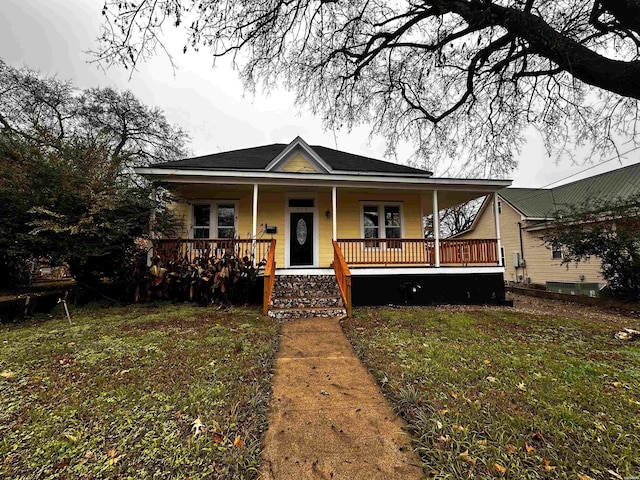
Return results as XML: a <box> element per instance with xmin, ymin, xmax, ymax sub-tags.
<box><xmin>145</xmin><ymin>178</ymin><xmax>508</xmax><ymax>315</ymax></box>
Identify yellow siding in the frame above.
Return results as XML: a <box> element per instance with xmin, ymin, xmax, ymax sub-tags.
<box><xmin>167</xmin><ymin>202</ymin><xmax>189</xmax><ymax>237</ymax></box>
<box><xmin>461</xmin><ymin>198</ymin><xmax>604</xmax><ymax>285</ymax></box>
<box><xmin>336</xmin><ymin>191</ymin><xmax>423</xmax><ymax>239</ymax></box>
<box><xmin>256</xmin><ymin>191</ymin><xmax>286</xmax><ymax>266</ymax></box>
<box><xmin>317</xmin><ymin>191</ymin><xmax>334</xmax><ymax>267</ymax></box>
<box><xmin>279</xmin><ymin>153</ymin><xmax>321</xmax><ymax>173</ymax></box>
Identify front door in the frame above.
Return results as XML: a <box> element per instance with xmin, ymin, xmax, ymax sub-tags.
<box><xmin>290</xmin><ymin>212</ymin><xmax>314</xmax><ymax>266</ymax></box>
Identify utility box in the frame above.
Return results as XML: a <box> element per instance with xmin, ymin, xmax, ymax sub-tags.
<box><xmin>512</xmin><ymin>252</ymin><xmax>525</xmax><ymax>268</ymax></box>
<box><xmin>546</xmin><ymin>281</ymin><xmax>604</xmax><ymax>297</ymax></box>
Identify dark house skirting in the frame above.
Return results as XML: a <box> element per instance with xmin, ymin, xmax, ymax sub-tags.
<box><xmin>351</xmin><ymin>273</ymin><xmax>506</xmax><ymax>306</ymax></box>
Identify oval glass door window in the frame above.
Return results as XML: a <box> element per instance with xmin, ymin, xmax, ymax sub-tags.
<box><xmin>296</xmin><ymin>218</ymin><xmax>308</xmax><ymax>245</ymax></box>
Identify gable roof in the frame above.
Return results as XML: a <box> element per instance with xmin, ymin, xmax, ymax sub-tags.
<box><xmin>501</xmin><ymin>162</ymin><xmax>640</xmax><ymax>218</ymax></box>
<box><xmin>457</xmin><ymin>161</ymin><xmax>640</xmax><ymax>237</ymax></box>
<box><xmin>150</xmin><ymin>137</ymin><xmax>433</xmax><ymax>176</ymax></box>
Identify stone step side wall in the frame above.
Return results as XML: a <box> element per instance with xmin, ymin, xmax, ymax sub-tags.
<box><xmin>269</xmin><ymin>275</ymin><xmax>346</xmax><ymax>319</ymax></box>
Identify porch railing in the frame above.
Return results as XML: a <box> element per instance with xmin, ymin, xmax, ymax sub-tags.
<box><xmin>263</xmin><ymin>239</ymin><xmax>277</xmax><ymax>315</ymax></box>
<box><xmin>439</xmin><ymin>239</ymin><xmax>498</xmax><ymax>264</ymax></box>
<box><xmin>337</xmin><ymin>238</ymin><xmax>497</xmax><ymax>266</ymax></box>
<box><xmin>332</xmin><ymin>240</ymin><xmax>352</xmax><ymax>317</ymax></box>
<box><xmin>152</xmin><ymin>238</ymin><xmax>272</xmax><ymax>265</ymax></box>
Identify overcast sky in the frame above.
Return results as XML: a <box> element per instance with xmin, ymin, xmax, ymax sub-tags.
<box><xmin>1</xmin><ymin>0</ymin><xmax>638</xmax><ymax>188</ymax></box>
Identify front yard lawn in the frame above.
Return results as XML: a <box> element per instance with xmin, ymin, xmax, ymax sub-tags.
<box><xmin>1</xmin><ymin>303</ymin><xmax>278</xmax><ymax>479</ymax></box>
<box><xmin>343</xmin><ymin>306</ymin><xmax>640</xmax><ymax>479</ymax></box>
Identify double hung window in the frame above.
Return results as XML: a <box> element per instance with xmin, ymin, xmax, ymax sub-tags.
<box><xmin>192</xmin><ymin>203</ymin><xmax>237</xmax><ymax>239</ymax></box>
<box><xmin>362</xmin><ymin>203</ymin><xmax>402</xmax><ymax>248</ymax></box>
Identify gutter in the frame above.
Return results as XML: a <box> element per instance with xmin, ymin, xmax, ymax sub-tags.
<box><xmin>135</xmin><ymin>167</ymin><xmax>512</xmax><ymax>190</ymax></box>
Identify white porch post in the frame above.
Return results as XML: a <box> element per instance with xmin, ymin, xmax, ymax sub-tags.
<box><xmin>432</xmin><ymin>189</ymin><xmax>440</xmax><ymax>267</ymax></box>
<box><xmin>332</xmin><ymin>186</ymin><xmax>337</xmax><ymax>241</ymax></box>
<box><xmin>493</xmin><ymin>192</ymin><xmax>502</xmax><ymax>266</ymax></box>
<box><xmin>252</xmin><ymin>183</ymin><xmax>259</xmax><ymax>267</ymax></box>
<box><xmin>252</xmin><ymin>183</ymin><xmax>259</xmax><ymax>239</ymax></box>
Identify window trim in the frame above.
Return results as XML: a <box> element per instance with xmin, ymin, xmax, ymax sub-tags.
<box><xmin>360</xmin><ymin>201</ymin><xmax>404</xmax><ymax>249</ymax></box>
<box><xmin>189</xmin><ymin>200</ymin><xmax>239</xmax><ymax>239</ymax></box>
<box><xmin>551</xmin><ymin>243</ymin><xmax>563</xmax><ymax>260</ymax></box>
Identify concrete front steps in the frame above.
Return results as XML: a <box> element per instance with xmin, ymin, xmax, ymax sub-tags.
<box><xmin>268</xmin><ymin>275</ymin><xmax>347</xmax><ymax>320</ymax></box>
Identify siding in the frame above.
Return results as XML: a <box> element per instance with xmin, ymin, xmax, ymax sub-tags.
<box><xmin>461</xmin><ymin>197</ymin><xmax>604</xmax><ymax>285</ymax></box>
<box><xmin>278</xmin><ymin>153</ymin><xmax>321</xmax><ymax>173</ymax></box>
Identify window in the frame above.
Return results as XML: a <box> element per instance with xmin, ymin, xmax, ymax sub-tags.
<box><xmin>193</xmin><ymin>204</ymin><xmax>211</xmax><ymax>238</ymax></box>
<box><xmin>552</xmin><ymin>244</ymin><xmax>563</xmax><ymax>260</ymax></box>
<box><xmin>362</xmin><ymin>203</ymin><xmax>403</xmax><ymax>248</ymax></box>
<box><xmin>288</xmin><ymin>198</ymin><xmax>315</xmax><ymax>208</ymax></box>
<box><xmin>192</xmin><ymin>203</ymin><xmax>236</xmax><ymax>239</ymax></box>
<box><xmin>500</xmin><ymin>246</ymin><xmax>506</xmax><ymax>267</ymax></box>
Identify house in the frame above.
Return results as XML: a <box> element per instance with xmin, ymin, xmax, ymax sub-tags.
<box><xmin>135</xmin><ymin>136</ymin><xmax>511</xmax><ymax>316</ymax></box>
<box><xmin>458</xmin><ymin>162</ymin><xmax>640</xmax><ymax>289</ymax></box>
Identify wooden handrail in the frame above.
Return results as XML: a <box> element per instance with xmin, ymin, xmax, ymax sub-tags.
<box><xmin>332</xmin><ymin>240</ymin><xmax>352</xmax><ymax>317</ymax></box>
<box><xmin>337</xmin><ymin>238</ymin><xmax>498</xmax><ymax>266</ymax></box>
<box><xmin>153</xmin><ymin>238</ymin><xmax>272</xmax><ymax>266</ymax></box>
<box><xmin>263</xmin><ymin>239</ymin><xmax>277</xmax><ymax>315</ymax></box>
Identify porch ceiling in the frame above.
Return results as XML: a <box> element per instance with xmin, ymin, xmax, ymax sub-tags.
<box><xmin>167</xmin><ymin>183</ymin><xmax>492</xmax><ymax>210</ymax></box>
<box><xmin>423</xmin><ymin>190</ymin><xmax>490</xmax><ymax>211</ymax></box>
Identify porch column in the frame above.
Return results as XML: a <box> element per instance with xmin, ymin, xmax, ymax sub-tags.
<box><xmin>252</xmin><ymin>183</ymin><xmax>259</xmax><ymax>239</ymax></box>
<box><xmin>332</xmin><ymin>186</ymin><xmax>337</xmax><ymax>241</ymax></box>
<box><xmin>493</xmin><ymin>192</ymin><xmax>502</xmax><ymax>266</ymax></box>
<box><xmin>432</xmin><ymin>189</ymin><xmax>440</xmax><ymax>267</ymax></box>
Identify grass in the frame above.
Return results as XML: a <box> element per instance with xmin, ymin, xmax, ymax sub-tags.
<box><xmin>0</xmin><ymin>302</ymin><xmax>279</xmax><ymax>479</ymax></box>
<box><xmin>342</xmin><ymin>306</ymin><xmax>640</xmax><ymax>479</ymax></box>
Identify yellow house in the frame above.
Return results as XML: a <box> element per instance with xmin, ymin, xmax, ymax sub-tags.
<box><xmin>136</xmin><ymin>137</ymin><xmax>511</xmax><ymax>316</ymax></box>
<box><xmin>458</xmin><ymin>162</ymin><xmax>640</xmax><ymax>292</ymax></box>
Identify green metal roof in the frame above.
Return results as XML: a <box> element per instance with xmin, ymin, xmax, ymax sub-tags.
<box><xmin>501</xmin><ymin>162</ymin><xmax>640</xmax><ymax>218</ymax></box>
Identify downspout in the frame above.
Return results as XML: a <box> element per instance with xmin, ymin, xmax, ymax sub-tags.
<box><xmin>517</xmin><ymin>222</ymin><xmax>524</xmax><ymax>261</ymax></box>
<box><xmin>517</xmin><ymin>221</ymin><xmax>525</xmax><ymax>282</ymax></box>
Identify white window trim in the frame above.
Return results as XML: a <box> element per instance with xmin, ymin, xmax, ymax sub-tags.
<box><xmin>284</xmin><ymin>193</ymin><xmax>320</xmax><ymax>268</ymax></box>
<box><xmin>360</xmin><ymin>201</ymin><xmax>404</xmax><ymax>249</ymax></box>
<box><xmin>551</xmin><ymin>244</ymin><xmax>563</xmax><ymax>260</ymax></box>
<box><xmin>189</xmin><ymin>200</ymin><xmax>239</xmax><ymax>239</ymax></box>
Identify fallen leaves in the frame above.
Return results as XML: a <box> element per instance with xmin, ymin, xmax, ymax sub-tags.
<box><xmin>105</xmin><ymin>448</ymin><xmax>120</xmax><ymax>466</ymax></box>
<box><xmin>459</xmin><ymin>450</ymin><xmax>476</xmax><ymax>466</ymax></box>
<box><xmin>233</xmin><ymin>435</ymin><xmax>244</xmax><ymax>447</ymax></box>
<box><xmin>524</xmin><ymin>443</ymin><xmax>535</xmax><ymax>453</ymax></box>
<box><xmin>578</xmin><ymin>474</ymin><xmax>595</xmax><ymax>480</ymax></box>
<box><xmin>192</xmin><ymin>417</ymin><xmax>204</xmax><ymax>437</ymax></box>
<box><xmin>541</xmin><ymin>458</ymin><xmax>556</xmax><ymax>472</ymax></box>
<box><xmin>504</xmin><ymin>444</ymin><xmax>517</xmax><ymax>454</ymax></box>
<box><xmin>494</xmin><ymin>463</ymin><xmax>507</xmax><ymax>474</ymax></box>
<box><xmin>0</xmin><ymin>370</ymin><xmax>15</xmax><ymax>379</ymax></box>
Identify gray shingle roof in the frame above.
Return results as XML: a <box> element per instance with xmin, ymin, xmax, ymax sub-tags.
<box><xmin>150</xmin><ymin>143</ymin><xmax>432</xmax><ymax>176</ymax></box>
<box><xmin>501</xmin><ymin>162</ymin><xmax>640</xmax><ymax>218</ymax></box>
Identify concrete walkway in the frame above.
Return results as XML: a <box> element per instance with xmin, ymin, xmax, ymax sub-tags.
<box><xmin>259</xmin><ymin>317</ymin><xmax>424</xmax><ymax>479</ymax></box>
